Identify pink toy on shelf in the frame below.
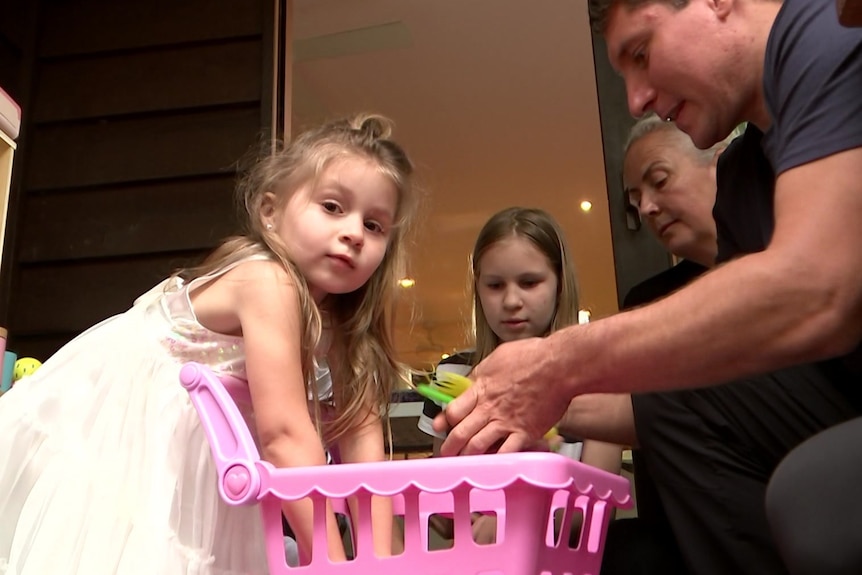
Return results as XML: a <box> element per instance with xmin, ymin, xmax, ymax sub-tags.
<box><xmin>0</xmin><ymin>85</ymin><xmax>21</xmax><ymax>141</ymax></box>
<box><xmin>180</xmin><ymin>362</ymin><xmax>632</xmax><ymax>575</ymax></box>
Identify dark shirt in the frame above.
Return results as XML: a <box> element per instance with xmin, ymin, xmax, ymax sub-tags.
<box><xmin>716</xmin><ymin>0</ymin><xmax>862</xmax><ymax>405</ymax></box>
<box><xmin>712</xmin><ymin>126</ymin><xmax>774</xmax><ymax>265</ymax></box>
<box><xmin>623</xmin><ymin>259</ymin><xmax>707</xmax><ymax>309</ymax></box>
<box><xmin>762</xmin><ymin>0</ymin><xmax>862</xmax><ymax>175</ymax></box>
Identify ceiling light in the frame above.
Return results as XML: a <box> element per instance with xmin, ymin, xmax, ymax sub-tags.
<box><xmin>441</xmin><ymin>353</ymin><xmax>450</xmax><ymax>360</ymax></box>
<box><xmin>580</xmin><ymin>200</ymin><xmax>593</xmax><ymax>212</ymax></box>
<box><xmin>398</xmin><ymin>277</ymin><xmax>416</xmax><ymax>288</ymax></box>
<box><xmin>578</xmin><ymin>309</ymin><xmax>591</xmax><ymax>324</ymax></box>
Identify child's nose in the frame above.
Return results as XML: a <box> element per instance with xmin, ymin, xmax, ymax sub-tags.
<box><xmin>340</xmin><ymin>216</ymin><xmax>365</xmax><ymax>247</ymax></box>
<box><xmin>503</xmin><ymin>288</ymin><xmax>522</xmax><ymax>308</ymax></box>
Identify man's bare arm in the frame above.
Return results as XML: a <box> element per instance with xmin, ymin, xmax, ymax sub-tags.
<box><xmin>440</xmin><ymin>147</ymin><xmax>862</xmax><ymax>455</ymax></box>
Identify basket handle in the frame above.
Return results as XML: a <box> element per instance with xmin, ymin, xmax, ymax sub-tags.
<box><xmin>180</xmin><ymin>362</ymin><xmax>261</xmax><ymax>505</ymax></box>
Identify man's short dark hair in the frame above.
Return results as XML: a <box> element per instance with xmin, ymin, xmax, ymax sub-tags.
<box><xmin>588</xmin><ymin>0</ymin><xmax>689</xmax><ymax>34</ymax></box>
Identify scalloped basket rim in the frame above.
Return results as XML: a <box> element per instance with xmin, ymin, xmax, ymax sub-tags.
<box><xmin>253</xmin><ymin>470</ymin><xmax>633</xmax><ymax>507</ymax></box>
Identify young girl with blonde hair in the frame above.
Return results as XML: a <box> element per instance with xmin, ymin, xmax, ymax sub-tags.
<box><xmin>418</xmin><ymin>206</ymin><xmax>621</xmax><ymax>544</ymax></box>
<box><xmin>0</xmin><ymin>113</ymin><xmax>418</xmax><ymax>574</ymax></box>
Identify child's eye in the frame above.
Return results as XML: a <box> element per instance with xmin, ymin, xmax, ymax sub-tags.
<box><xmin>322</xmin><ymin>201</ymin><xmax>341</xmax><ymax>213</ymax></box>
<box><xmin>485</xmin><ymin>282</ymin><xmax>504</xmax><ymax>290</ymax></box>
<box><xmin>364</xmin><ymin>220</ymin><xmax>385</xmax><ymax>234</ymax></box>
<box><xmin>520</xmin><ymin>279</ymin><xmax>540</xmax><ymax>289</ymax></box>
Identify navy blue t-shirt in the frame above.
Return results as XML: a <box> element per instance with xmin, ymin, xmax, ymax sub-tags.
<box><xmin>716</xmin><ymin>0</ymin><xmax>862</xmax><ymax>406</ymax></box>
<box><xmin>762</xmin><ymin>0</ymin><xmax>862</xmax><ymax>174</ymax></box>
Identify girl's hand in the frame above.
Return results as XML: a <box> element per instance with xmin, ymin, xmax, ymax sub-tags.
<box><xmin>336</xmin><ymin>408</ymin><xmax>393</xmax><ymax>557</ymax></box>
<box><xmin>471</xmin><ymin>514</ymin><xmax>498</xmax><ymax>545</ymax></box>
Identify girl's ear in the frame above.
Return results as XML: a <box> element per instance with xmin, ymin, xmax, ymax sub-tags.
<box><xmin>259</xmin><ymin>192</ymin><xmax>278</xmax><ymax>228</ymax></box>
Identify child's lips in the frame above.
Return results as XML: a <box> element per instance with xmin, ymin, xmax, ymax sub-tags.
<box><xmin>328</xmin><ymin>254</ymin><xmax>355</xmax><ymax>269</ymax></box>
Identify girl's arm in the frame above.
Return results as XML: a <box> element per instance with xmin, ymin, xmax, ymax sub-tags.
<box><xmin>231</xmin><ymin>261</ymin><xmax>346</xmax><ymax>562</ymax></box>
<box><xmin>336</xmin><ymin>404</ymin><xmax>397</xmax><ymax>557</ymax></box>
<box><xmin>556</xmin><ymin>440</ymin><xmax>622</xmax><ymax>543</ymax></box>
<box><xmin>579</xmin><ymin>440</ymin><xmax>622</xmax><ymax>474</ymax></box>
<box><xmin>558</xmin><ymin>393</ymin><xmax>638</xmax><ymax>447</ymax></box>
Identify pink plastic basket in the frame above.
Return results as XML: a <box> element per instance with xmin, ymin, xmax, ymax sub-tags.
<box><xmin>180</xmin><ymin>362</ymin><xmax>632</xmax><ymax>575</ymax></box>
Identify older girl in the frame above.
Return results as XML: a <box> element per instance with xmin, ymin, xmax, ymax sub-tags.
<box><xmin>418</xmin><ymin>206</ymin><xmax>622</xmax><ymax>543</ymax></box>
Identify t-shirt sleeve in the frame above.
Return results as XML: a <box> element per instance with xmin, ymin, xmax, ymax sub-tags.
<box><xmin>763</xmin><ymin>0</ymin><xmax>862</xmax><ymax>174</ymax></box>
<box><xmin>416</xmin><ymin>397</ymin><xmax>445</xmax><ymax>439</ymax></box>
<box><xmin>415</xmin><ymin>351</ymin><xmax>474</xmax><ymax>439</ymax></box>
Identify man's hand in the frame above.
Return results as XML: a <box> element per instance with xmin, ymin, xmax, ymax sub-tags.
<box><xmin>433</xmin><ymin>337</ymin><xmax>570</xmax><ymax>456</ymax></box>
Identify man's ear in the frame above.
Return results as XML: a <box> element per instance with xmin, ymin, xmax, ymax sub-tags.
<box><xmin>259</xmin><ymin>192</ymin><xmax>278</xmax><ymax>227</ymax></box>
<box><xmin>711</xmin><ymin>0</ymin><xmax>734</xmax><ymax>20</ymax></box>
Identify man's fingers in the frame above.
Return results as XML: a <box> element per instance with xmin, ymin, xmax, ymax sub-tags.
<box><xmin>439</xmin><ymin>412</ymin><xmax>477</xmax><ymax>456</ymax></box>
<box><xmin>458</xmin><ymin>422</ymin><xmax>508</xmax><ymax>456</ymax></box>
<box><xmin>444</xmin><ymin>387</ymin><xmax>478</xmax><ymax>427</ymax></box>
<box><xmin>440</xmin><ymin>407</ymin><xmax>502</xmax><ymax>457</ymax></box>
<box><xmin>432</xmin><ymin>411</ymin><xmax>450</xmax><ymax>435</ymax></box>
<box><xmin>431</xmin><ymin>386</ymin><xmax>477</xmax><ymax>433</ymax></box>
<box><xmin>497</xmin><ymin>431</ymin><xmax>532</xmax><ymax>454</ymax></box>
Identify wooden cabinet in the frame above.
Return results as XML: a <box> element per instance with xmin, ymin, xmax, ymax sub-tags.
<box><xmin>0</xmin><ymin>129</ymin><xmax>14</xmax><ymax>274</ymax></box>
<box><xmin>0</xmin><ymin>84</ymin><xmax>19</xmax><ymax>276</ymax></box>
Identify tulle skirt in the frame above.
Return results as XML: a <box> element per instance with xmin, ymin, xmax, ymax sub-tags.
<box><xmin>0</xmin><ymin>306</ymin><xmax>269</xmax><ymax>575</ymax></box>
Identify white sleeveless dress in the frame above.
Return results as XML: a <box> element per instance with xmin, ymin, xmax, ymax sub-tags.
<box><xmin>0</xmin><ymin>258</ymin><xmax>332</xmax><ymax>575</ymax></box>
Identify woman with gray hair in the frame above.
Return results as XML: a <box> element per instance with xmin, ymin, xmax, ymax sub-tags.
<box><xmin>623</xmin><ymin>114</ymin><xmax>739</xmax><ymax>267</ymax></box>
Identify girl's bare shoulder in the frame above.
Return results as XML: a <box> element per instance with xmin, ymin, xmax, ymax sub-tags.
<box><xmin>221</xmin><ymin>259</ymin><xmax>300</xmax><ymax>302</ymax></box>
<box><xmin>192</xmin><ymin>259</ymin><xmax>299</xmax><ymax>335</ymax></box>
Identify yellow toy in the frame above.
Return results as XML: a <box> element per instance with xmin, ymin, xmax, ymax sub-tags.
<box><xmin>13</xmin><ymin>357</ymin><xmax>42</xmax><ymax>382</ymax></box>
<box><xmin>417</xmin><ymin>370</ymin><xmax>560</xmax><ymax>441</ymax></box>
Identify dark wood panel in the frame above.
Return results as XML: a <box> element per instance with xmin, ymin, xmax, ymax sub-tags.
<box><xmin>6</xmin><ymin>333</ymin><xmax>79</xmax><ymax>365</ymax></box>
<box><xmin>0</xmin><ymin>0</ymin><xmax>38</xmax><ymax>327</ymax></box>
<box><xmin>39</xmin><ymin>0</ymin><xmax>264</xmax><ymax>57</ymax></box>
<box><xmin>0</xmin><ymin>46</ymin><xmax>20</xmax><ymax>102</ymax></box>
<box><xmin>19</xmin><ymin>176</ymin><xmax>239</xmax><ymax>262</ymax></box>
<box><xmin>26</xmin><ymin>106</ymin><xmax>263</xmax><ymax>190</ymax></box>
<box><xmin>0</xmin><ymin>0</ymin><xmax>31</xmax><ymax>53</ymax></box>
<box><xmin>34</xmin><ymin>40</ymin><xmax>262</xmax><ymax>123</ymax></box>
<box><xmin>11</xmin><ymin>253</ymin><xmax>205</xmax><ymax>335</ymax></box>
<box><xmin>0</xmin><ymin>0</ymin><xmax>33</xmax><ymax>103</ymax></box>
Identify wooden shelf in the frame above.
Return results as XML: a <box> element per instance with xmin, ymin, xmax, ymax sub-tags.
<box><xmin>0</xmin><ymin>129</ymin><xmax>15</xmax><ymax>274</ymax></box>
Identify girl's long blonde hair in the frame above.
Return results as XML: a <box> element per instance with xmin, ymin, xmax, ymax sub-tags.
<box><xmin>470</xmin><ymin>207</ymin><xmax>579</xmax><ymax>364</ymax></box>
<box><xmin>179</xmin><ymin>113</ymin><xmax>418</xmax><ymax>445</ymax></box>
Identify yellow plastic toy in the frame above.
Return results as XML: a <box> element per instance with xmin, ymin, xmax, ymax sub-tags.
<box><xmin>418</xmin><ymin>370</ymin><xmax>560</xmax><ymax>442</ymax></box>
<box><xmin>13</xmin><ymin>357</ymin><xmax>42</xmax><ymax>382</ymax></box>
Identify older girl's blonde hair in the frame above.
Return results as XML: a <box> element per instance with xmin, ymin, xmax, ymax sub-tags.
<box><xmin>470</xmin><ymin>207</ymin><xmax>579</xmax><ymax>364</ymax></box>
<box><xmin>180</xmin><ymin>113</ymin><xmax>418</xmax><ymax>445</ymax></box>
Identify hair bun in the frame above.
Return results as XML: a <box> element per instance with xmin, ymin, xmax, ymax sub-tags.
<box><xmin>352</xmin><ymin>114</ymin><xmax>393</xmax><ymax>141</ymax></box>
